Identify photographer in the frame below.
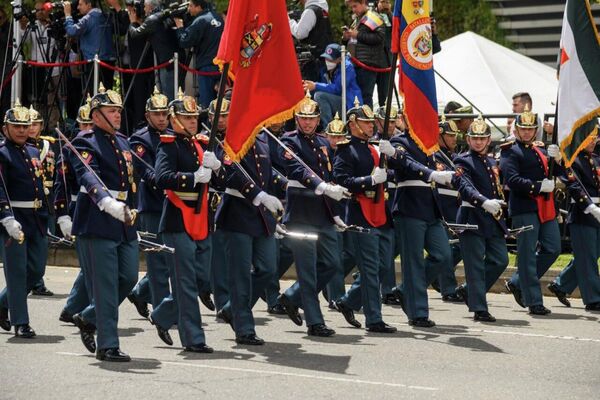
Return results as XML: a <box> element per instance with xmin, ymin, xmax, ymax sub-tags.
<box><xmin>18</xmin><ymin>1</ymin><xmax>60</xmax><ymax>130</ymax></box>
<box><xmin>64</xmin><ymin>0</ymin><xmax>117</xmax><ymax>89</ymax></box>
<box><xmin>128</xmin><ymin>0</ymin><xmax>183</xmax><ymax>100</ymax></box>
<box><xmin>288</xmin><ymin>0</ymin><xmax>333</xmax><ymax>81</ymax></box>
<box><xmin>173</xmin><ymin>0</ymin><xmax>223</xmax><ymax>108</ymax></box>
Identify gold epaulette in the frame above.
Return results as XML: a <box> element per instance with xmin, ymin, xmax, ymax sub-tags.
<box><xmin>195</xmin><ymin>134</ymin><xmax>209</xmax><ymax>144</ymax></box>
<box><xmin>499</xmin><ymin>140</ymin><xmax>515</xmax><ymax>150</ymax></box>
<box><xmin>336</xmin><ymin>139</ymin><xmax>351</xmax><ymax>147</ymax></box>
<box><xmin>532</xmin><ymin>141</ymin><xmax>545</xmax><ymax>148</ymax></box>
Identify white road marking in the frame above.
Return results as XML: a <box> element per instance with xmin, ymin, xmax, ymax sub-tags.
<box><xmin>56</xmin><ymin>352</ymin><xmax>438</xmax><ymax>391</ymax></box>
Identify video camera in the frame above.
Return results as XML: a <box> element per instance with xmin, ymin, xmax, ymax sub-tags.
<box><xmin>125</xmin><ymin>0</ymin><xmax>144</xmax><ymax>19</ymax></box>
<box><xmin>162</xmin><ymin>1</ymin><xmax>189</xmax><ymax>19</ymax></box>
<box><xmin>294</xmin><ymin>42</ymin><xmax>316</xmax><ymax>66</ymax></box>
<box><xmin>11</xmin><ymin>2</ymin><xmax>36</xmax><ymax>21</ymax></box>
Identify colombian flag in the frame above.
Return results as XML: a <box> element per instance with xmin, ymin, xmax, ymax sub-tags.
<box><xmin>214</xmin><ymin>0</ymin><xmax>305</xmax><ymax>161</ymax></box>
<box><xmin>391</xmin><ymin>1</ymin><xmax>439</xmax><ymax>154</ymax></box>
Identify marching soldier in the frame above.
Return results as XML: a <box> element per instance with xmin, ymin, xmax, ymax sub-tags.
<box><xmin>0</xmin><ymin>101</ymin><xmax>49</xmax><ymax>338</ymax></box>
<box><xmin>69</xmin><ymin>83</ymin><xmax>139</xmax><ymax>361</ymax></box>
<box><xmin>27</xmin><ymin>106</ymin><xmax>55</xmax><ymax>297</ymax></box>
<box><xmin>500</xmin><ymin>107</ymin><xmax>563</xmax><ymax>315</ymax></box>
<box><xmin>127</xmin><ymin>87</ymin><xmax>172</xmax><ymax>317</ymax></box>
<box><xmin>56</xmin><ymin>100</ymin><xmax>94</xmax><ymax>324</ymax></box>
<box><xmin>206</xmin><ymin>98</ymin><xmax>230</xmax><ymax>314</ymax></box>
<box><xmin>324</xmin><ymin>114</ymin><xmax>357</xmax><ymax>309</ymax></box>
<box><xmin>452</xmin><ymin>117</ymin><xmax>508</xmax><ymax>322</ymax></box>
<box><xmin>276</xmin><ymin>92</ymin><xmax>348</xmax><ymax>337</ymax></box>
<box><xmin>332</xmin><ymin>102</ymin><xmax>397</xmax><ymax>333</ymax></box>
<box><xmin>263</xmin><ymin>121</ymin><xmax>295</xmax><ymax>315</ymax></box>
<box><xmin>432</xmin><ymin>117</ymin><xmax>464</xmax><ymax>302</ymax></box>
<box><xmin>379</xmin><ymin>125</ymin><xmax>455</xmax><ymax>327</ymax></box>
<box><xmin>557</xmin><ymin>135</ymin><xmax>600</xmax><ymax>311</ymax></box>
<box><xmin>149</xmin><ymin>89</ymin><xmax>221</xmax><ymax>353</ymax></box>
<box><xmin>215</xmin><ymin>129</ymin><xmax>287</xmax><ymax>345</ymax></box>
<box><xmin>374</xmin><ymin>105</ymin><xmax>400</xmax><ymax>305</ymax></box>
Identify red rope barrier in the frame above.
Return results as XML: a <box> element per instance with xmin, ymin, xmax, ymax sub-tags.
<box><xmin>350</xmin><ymin>56</ymin><xmax>392</xmax><ymax>73</ymax></box>
<box><xmin>98</xmin><ymin>60</ymin><xmax>173</xmax><ymax>74</ymax></box>
<box><xmin>178</xmin><ymin>62</ymin><xmax>221</xmax><ymax>76</ymax></box>
<box><xmin>0</xmin><ymin>67</ymin><xmax>17</xmax><ymax>92</ymax></box>
<box><xmin>25</xmin><ymin>59</ymin><xmax>91</xmax><ymax>67</ymax></box>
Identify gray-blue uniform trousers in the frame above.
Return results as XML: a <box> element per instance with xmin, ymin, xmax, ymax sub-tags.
<box><xmin>0</xmin><ymin>139</ymin><xmax>49</xmax><ymax>327</ymax></box>
<box><xmin>216</xmin><ymin>133</ymin><xmax>288</xmax><ymax>336</ymax></box>
<box><xmin>29</xmin><ymin>138</ymin><xmax>56</xmax><ymax>292</ymax></box>
<box><xmin>500</xmin><ymin>140</ymin><xmax>563</xmax><ymax>307</ymax></box>
<box><xmin>279</xmin><ymin>130</ymin><xmax>341</xmax><ymax>327</ymax></box>
<box><xmin>558</xmin><ymin>151</ymin><xmax>600</xmax><ymax>305</ymax></box>
<box><xmin>333</xmin><ymin>136</ymin><xmax>393</xmax><ymax>326</ymax></box>
<box><xmin>325</xmin><ymin>208</ymin><xmax>358</xmax><ymax>303</ymax></box>
<box><xmin>129</xmin><ymin>125</ymin><xmax>171</xmax><ymax>308</ymax></box>
<box><xmin>453</xmin><ymin>151</ymin><xmax>508</xmax><ymax>312</ymax></box>
<box><xmin>433</xmin><ymin>149</ymin><xmax>462</xmax><ymax>296</ymax></box>
<box><xmin>151</xmin><ymin>133</ymin><xmax>223</xmax><ymax>347</ymax></box>
<box><xmin>69</xmin><ymin>127</ymin><xmax>139</xmax><ymax>351</ymax></box>
<box><xmin>263</xmin><ymin>131</ymin><xmax>295</xmax><ymax>308</ymax></box>
<box><xmin>387</xmin><ymin>134</ymin><xmax>451</xmax><ymax>320</ymax></box>
<box><xmin>54</xmin><ymin>133</ymin><xmax>89</xmax><ymax>316</ymax></box>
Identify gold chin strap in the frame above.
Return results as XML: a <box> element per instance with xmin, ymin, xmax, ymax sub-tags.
<box><xmin>171</xmin><ymin>113</ymin><xmax>194</xmax><ymax>138</ymax></box>
<box><xmin>349</xmin><ymin>115</ymin><xmax>367</xmax><ymax>139</ymax></box>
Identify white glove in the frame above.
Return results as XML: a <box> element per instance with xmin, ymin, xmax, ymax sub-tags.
<box><xmin>547</xmin><ymin>144</ymin><xmax>561</xmax><ymax>162</ymax></box>
<box><xmin>193</xmin><ymin>166</ymin><xmax>212</xmax><ymax>185</ymax></box>
<box><xmin>275</xmin><ymin>224</ymin><xmax>286</xmax><ymax>239</ymax></box>
<box><xmin>98</xmin><ymin>197</ymin><xmax>126</xmax><ymax>222</ymax></box>
<box><xmin>57</xmin><ymin>215</ymin><xmax>73</xmax><ymax>239</ymax></box>
<box><xmin>430</xmin><ymin>170</ymin><xmax>455</xmax><ymax>186</ymax></box>
<box><xmin>202</xmin><ymin>151</ymin><xmax>221</xmax><ymax>171</ymax></box>
<box><xmin>317</xmin><ymin>183</ymin><xmax>348</xmax><ymax>201</ymax></box>
<box><xmin>253</xmin><ymin>191</ymin><xmax>284</xmax><ymax>214</ymax></box>
<box><xmin>1</xmin><ymin>217</ymin><xmax>23</xmax><ymax>241</ymax></box>
<box><xmin>585</xmin><ymin>204</ymin><xmax>600</xmax><ymax>223</ymax></box>
<box><xmin>333</xmin><ymin>215</ymin><xmax>347</xmax><ymax>232</ymax></box>
<box><xmin>482</xmin><ymin>199</ymin><xmax>503</xmax><ymax>215</ymax></box>
<box><xmin>371</xmin><ymin>167</ymin><xmax>387</xmax><ymax>185</ymax></box>
<box><xmin>378</xmin><ymin>140</ymin><xmax>396</xmax><ymax>157</ymax></box>
<box><xmin>539</xmin><ymin>178</ymin><xmax>555</xmax><ymax>193</ymax></box>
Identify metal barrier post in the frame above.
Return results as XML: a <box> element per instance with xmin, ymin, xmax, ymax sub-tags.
<box><xmin>174</xmin><ymin>52</ymin><xmax>179</xmax><ymax>96</ymax></box>
<box><xmin>93</xmin><ymin>55</ymin><xmax>99</xmax><ymax>95</ymax></box>
<box><xmin>341</xmin><ymin>46</ymin><xmax>347</xmax><ymax>124</ymax></box>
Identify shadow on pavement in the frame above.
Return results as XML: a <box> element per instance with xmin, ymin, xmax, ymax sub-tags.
<box><xmin>178</xmin><ymin>349</ymin><xmax>255</xmax><ymax>361</ymax></box>
<box><xmin>117</xmin><ymin>327</ymin><xmax>145</xmax><ymax>337</ymax></box>
<box><xmin>91</xmin><ymin>357</ymin><xmax>162</xmax><ymax>374</ymax></box>
<box><xmin>7</xmin><ymin>334</ymin><xmax>66</xmax><ymax>344</ymax></box>
<box><xmin>447</xmin><ymin>336</ymin><xmax>504</xmax><ymax>353</ymax></box>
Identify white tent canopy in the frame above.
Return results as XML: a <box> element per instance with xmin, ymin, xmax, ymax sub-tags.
<box><xmin>433</xmin><ymin>31</ymin><xmax>559</xmax><ymax>128</ymax></box>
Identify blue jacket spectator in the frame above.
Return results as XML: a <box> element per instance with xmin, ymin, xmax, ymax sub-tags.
<box><xmin>64</xmin><ymin>3</ymin><xmax>114</xmax><ymax>61</ymax></box>
<box><xmin>304</xmin><ymin>43</ymin><xmax>363</xmax><ymax>128</ymax></box>
<box><xmin>174</xmin><ymin>0</ymin><xmax>224</xmax><ymax>108</ymax></box>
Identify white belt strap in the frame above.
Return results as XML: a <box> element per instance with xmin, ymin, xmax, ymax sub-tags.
<box><xmin>70</xmin><ymin>194</ymin><xmax>78</xmax><ymax>202</ymax></box>
<box><xmin>396</xmin><ymin>180</ymin><xmax>431</xmax><ymax>188</ymax></box>
<box><xmin>80</xmin><ymin>185</ymin><xmax>128</xmax><ymax>201</ymax></box>
<box><xmin>287</xmin><ymin>180</ymin><xmax>307</xmax><ymax>189</ymax></box>
<box><xmin>10</xmin><ymin>199</ymin><xmax>43</xmax><ymax>209</ymax></box>
<box><xmin>387</xmin><ymin>182</ymin><xmax>398</xmax><ymax>189</ymax></box>
<box><xmin>438</xmin><ymin>188</ymin><xmax>459</xmax><ymax>197</ymax></box>
<box><xmin>225</xmin><ymin>188</ymin><xmax>245</xmax><ymax>199</ymax></box>
<box><xmin>461</xmin><ymin>201</ymin><xmax>475</xmax><ymax>208</ymax></box>
<box><xmin>172</xmin><ymin>191</ymin><xmax>199</xmax><ymax>201</ymax></box>
<box><xmin>571</xmin><ymin>197</ymin><xmax>600</xmax><ymax>204</ymax></box>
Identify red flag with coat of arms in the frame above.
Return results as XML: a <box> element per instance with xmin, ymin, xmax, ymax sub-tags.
<box><xmin>214</xmin><ymin>0</ymin><xmax>305</xmax><ymax>161</ymax></box>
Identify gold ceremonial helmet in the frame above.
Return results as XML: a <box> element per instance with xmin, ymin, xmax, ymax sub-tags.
<box><xmin>295</xmin><ymin>90</ymin><xmax>320</xmax><ymax>118</ymax></box>
<box><xmin>326</xmin><ymin>112</ymin><xmax>346</xmax><ymax>136</ymax></box>
<box><xmin>77</xmin><ymin>94</ymin><xmax>93</xmax><ymax>123</ymax></box>
<box><xmin>168</xmin><ymin>87</ymin><xmax>200</xmax><ymax>116</ymax></box>
<box><xmin>90</xmin><ymin>82</ymin><xmax>123</xmax><ymax>111</ymax></box>
<box><xmin>515</xmin><ymin>104</ymin><xmax>538</xmax><ymax>128</ymax></box>
<box><xmin>439</xmin><ymin>114</ymin><xmax>460</xmax><ymax>136</ymax></box>
<box><xmin>467</xmin><ymin>114</ymin><xmax>491</xmax><ymax>137</ymax></box>
<box><xmin>347</xmin><ymin>96</ymin><xmax>375</xmax><ymax>122</ymax></box>
<box><xmin>376</xmin><ymin>103</ymin><xmax>398</xmax><ymax>120</ymax></box>
<box><xmin>146</xmin><ymin>86</ymin><xmax>169</xmax><ymax>112</ymax></box>
<box><xmin>4</xmin><ymin>99</ymin><xmax>31</xmax><ymax>125</ymax></box>
<box><xmin>208</xmin><ymin>98</ymin><xmax>231</xmax><ymax>115</ymax></box>
<box><xmin>29</xmin><ymin>105</ymin><xmax>43</xmax><ymax>123</ymax></box>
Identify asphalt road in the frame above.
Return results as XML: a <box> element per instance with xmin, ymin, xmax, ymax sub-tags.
<box><xmin>1</xmin><ymin>266</ymin><xmax>599</xmax><ymax>400</ymax></box>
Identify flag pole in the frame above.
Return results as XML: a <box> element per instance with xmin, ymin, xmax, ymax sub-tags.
<box><xmin>195</xmin><ymin>62</ymin><xmax>230</xmax><ymax>213</ymax></box>
<box><xmin>373</xmin><ymin>52</ymin><xmax>398</xmax><ymax>203</ymax></box>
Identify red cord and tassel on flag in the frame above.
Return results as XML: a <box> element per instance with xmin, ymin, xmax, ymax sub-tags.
<box><xmin>214</xmin><ymin>0</ymin><xmax>305</xmax><ymax>162</ymax></box>
<box><xmin>391</xmin><ymin>0</ymin><xmax>439</xmax><ymax>155</ymax></box>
